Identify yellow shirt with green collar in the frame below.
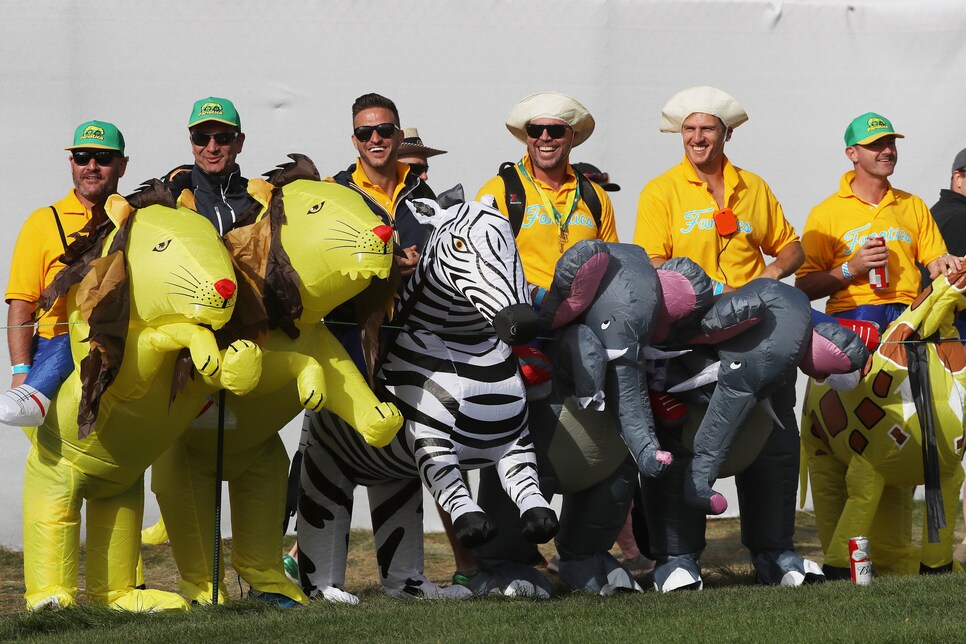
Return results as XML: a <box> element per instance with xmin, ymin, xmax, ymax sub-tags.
<box><xmin>351</xmin><ymin>159</ymin><xmax>411</xmax><ymax>221</ymax></box>
<box><xmin>634</xmin><ymin>156</ymin><xmax>799</xmax><ymax>288</ymax></box>
<box><xmin>796</xmin><ymin>171</ymin><xmax>948</xmax><ymax>314</ymax></box>
<box><xmin>476</xmin><ymin>154</ymin><xmax>619</xmax><ymax>290</ymax></box>
<box><xmin>5</xmin><ymin>190</ymin><xmax>93</xmax><ymax>339</ymax></box>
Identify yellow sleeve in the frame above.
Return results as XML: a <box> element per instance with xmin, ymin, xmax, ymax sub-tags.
<box><xmin>758</xmin><ymin>187</ymin><xmax>800</xmax><ymax>257</ymax></box>
<box><xmin>914</xmin><ymin>196</ymin><xmax>949</xmax><ymax>266</ymax></box>
<box><xmin>796</xmin><ymin>203</ymin><xmax>837</xmax><ymax>279</ymax></box>
<box><xmin>5</xmin><ymin>208</ymin><xmax>54</xmax><ymax>304</ymax></box>
<box><xmin>594</xmin><ymin>184</ymin><xmax>619</xmax><ymax>242</ymax></box>
<box><xmin>475</xmin><ymin>176</ymin><xmax>509</xmax><ymax>216</ymax></box>
<box><xmin>633</xmin><ymin>182</ymin><xmax>672</xmax><ymax>262</ymax></box>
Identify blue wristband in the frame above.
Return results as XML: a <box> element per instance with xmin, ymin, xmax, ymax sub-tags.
<box><xmin>841</xmin><ymin>261</ymin><xmax>854</xmax><ymax>280</ymax></box>
<box><xmin>11</xmin><ymin>364</ymin><xmax>30</xmax><ymax>375</ymax></box>
<box><xmin>711</xmin><ymin>280</ymin><xmax>725</xmax><ymax>296</ymax></box>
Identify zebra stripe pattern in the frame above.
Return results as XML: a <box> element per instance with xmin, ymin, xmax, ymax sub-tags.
<box><xmin>296</xmin><ymin>199</ymin><xmax>552</xmax><ymax>599</ymax></box>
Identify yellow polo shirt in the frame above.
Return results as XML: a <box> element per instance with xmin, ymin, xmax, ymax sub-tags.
<box><xmin>476</xmin><ymin>155</ymin><xmax>619</xmax><ymax>290</ymax></box>
<box><xmin>351</xmin><ymin>160</ymin><xmax>411</xmax><ymax>220</ymax></box>
<box><xmin>634</xmin><ymin>156</ymin><xmax>798</xmax><ymax>287</ymax></box>
<box><xmin>6</xmin><ymin>190</ymin><xmax>92</xmax><ymax>338</ymax></box>
<box><xmin>797</xmin><ymin>171</ymin><xmax>948</xmax><ymax>314</ymax></box>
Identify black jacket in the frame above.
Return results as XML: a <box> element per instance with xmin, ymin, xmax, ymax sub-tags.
<box><xmin>162</xmin><ymin>164</ymin><xmax>256</xmax><ymax>236</ymax></box>
<box><xmin>930</xmin><ymin>189</ymin><xmax>966</xmax><ymax>257</ymax></box>
<box><xmin>332</xmin><ymin>164</ymin><xmax>436</xmax><ymax>254</ymax></box>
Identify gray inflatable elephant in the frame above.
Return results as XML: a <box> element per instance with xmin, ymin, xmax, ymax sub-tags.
<box><xmin>656</xmin><ymin>266</ymin><xmax>870</xmax><ymax>516</ymax></box>
<box><xmin>536</xmin><ymin>240</ymin><xmax>678</xmax><ymax>479</ymax></box>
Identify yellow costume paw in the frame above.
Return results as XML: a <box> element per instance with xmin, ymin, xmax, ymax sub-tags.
<box><xmin>358</xmin><ymin>402</ymin><xmax>404</xmax><ymax>447</ymax></box>
<box><xmin>297</xmin><ymin>366</ymin><xmax>327</xmax><ymax>412</ymax></box>
<box><xmin>105</xmin><ymin>588</ymin><xmax>190</xmax><ymax>613</ymax></box>
<box><xmin>220</xmin><ymin>340</ymin><xmax>262</xmax><ymax>395</ymax></box>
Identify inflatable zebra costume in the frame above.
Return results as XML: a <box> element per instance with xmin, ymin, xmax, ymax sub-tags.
<box><xmin>296</xmin><ymin>197</ymin><xmax>559</xmax><ymax>602</ymax></box>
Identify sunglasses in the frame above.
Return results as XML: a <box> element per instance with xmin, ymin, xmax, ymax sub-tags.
<box><xmin>190</xmin><ymin>131</ymin><xmax>239</xmax><ymax>146</ymax></box>
<box><xmin>406</xmin><ymin>163</ymin><xmax>429</xmax><ymax>176</ymax></box>
<box><xmin>525</xmin><ymin>123</ymin><xmax>570</xmax><ymax>139</ymax></box>
<box><xmin>353</xmin><ymin>123</ymin><xmax>399</xmax><ymax>142</ymax></box>
<box><xmin>71</xmin><ymin>150</ymin><xmax>119</xmax><ymax>167</ymax></box>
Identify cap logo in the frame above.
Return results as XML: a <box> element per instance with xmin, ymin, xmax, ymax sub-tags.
<box><xmin>80</xmin><ymin>125</ymin><xmax>105</xmax><ymax>141</ymax></box>
<box><xmin>199</xmin><ymin>102</ymin><xmax>225</xmax><ymax>117</ymax></box>
<box><xmin>866</xmin><ymin>117</ymin><xmax>889</xmax><ymax>133</ymax></box>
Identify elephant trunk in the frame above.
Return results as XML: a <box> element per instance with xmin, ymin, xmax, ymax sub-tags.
<box><xmin>493</xmin><ymin>303</ymin><xmax>539</xmax><ymax>346</ymax></box>
<box><xmin>685</xmin><ymin>386</ymin><xmax>759</xmax><ymax>514</ymax></box>
<box><xmin>607</xmin><ymin>358</ymin><xmax>673</xmax><ymax>479</ymax></box>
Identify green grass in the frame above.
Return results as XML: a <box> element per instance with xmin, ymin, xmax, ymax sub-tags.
<box><xmin>1</xmin><ymin>575</ymin><xmax>964</xmax><ymax>643</ymax></box>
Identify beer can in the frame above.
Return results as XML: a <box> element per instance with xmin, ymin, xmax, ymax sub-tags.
<box><xmin>868</xmin><ymin>235</ymin><xmax>890</xmax><ymax>290</ymax></box>
<box><xmin>849</xmin><ymin>536</ymin><xmax>872</xmax><ymax>585</ymax></box>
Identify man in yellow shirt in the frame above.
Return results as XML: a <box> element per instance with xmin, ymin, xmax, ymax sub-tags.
<box><xmin>1</xmin><ymin>121</ymin><xmax>128</xmax><ymax>426</ymax></box>
<box><xmin>476</xmin><ymin>91</ymin><xmax>619</xmax><ymax>305</ymax></box>
<box><xmin>796</xmin><ymin>112</ymin><xmax>960</xmax><ymax>329</ymax></box>
<box><xmin>634</xmin><ymin>86</ymin><xmax>814</xmax><ymax>589</ymax></box>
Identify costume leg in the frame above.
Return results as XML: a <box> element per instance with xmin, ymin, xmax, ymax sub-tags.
<box><xmin>919</xmin><ymin>463</ymin><xmax>964</xmax><ymax>571</ymax></box>
<box><xmin>410</xmin><ymin>423</ymin><xmax>480</xmax><ymax>521</ymax></box>
<box><xmin>803</xmin><ymin>447</ymin><xmax>849</xmax><ymax>556</ymax></box>
<box><xmin>22</xmin><ymin>446</ymin><xmax>83</xmax><ymax>609</ymax></box>
<box><xmin>867</xmin><ymin>485</ymin><xmax>917</xmax><ymax>575</ymax></box>
<box><xmin>826</xmin><ymin>457</ymin><xmax>886</xmax><ymax>569</ymax></box>
<box><xmin>152</xmin><ymin>438</ymin><xmax>227</xmax><ymax>603</ymax></box>
<box><xmin>228</xmin><ymin>435</ymin><xmax>307</xmax><ymax>604</ymax></box>
<box><xmin>735</xmin><ymin>379</ymin><xmax>798</xmax><ymax>555</ymax></box>
<box><xmin>297</xmin><ymin>419</ymin><xmax>356</xmax><ymax>602</ymax></box>
<box><xmin>474</xmin><ymin>467</ymin><xmax>542</xmax><ymax>565</ymax></box>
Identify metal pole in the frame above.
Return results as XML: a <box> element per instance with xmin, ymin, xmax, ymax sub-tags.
<box><xmin>212</xmin><ymin>389</ymin><xmax>226</xmax><ymax>605</ymax></box>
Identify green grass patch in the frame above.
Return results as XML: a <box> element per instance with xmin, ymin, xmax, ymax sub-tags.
<box><xmin>1</xmin><ymin>575</ymin><xmax>964</xmax><ymax>643</ymax></box>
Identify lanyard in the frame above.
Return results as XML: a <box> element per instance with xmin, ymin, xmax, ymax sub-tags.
<box><xmin>517</xmin><ymin>159</ymin><xmax>581</xmax><ymax>249</ymax></box>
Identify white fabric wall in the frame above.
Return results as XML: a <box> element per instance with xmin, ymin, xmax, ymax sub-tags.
<box><xmin>0</xmin><ymin>0</ymin><xmax>963</xmax><ymax>546</ymax></box>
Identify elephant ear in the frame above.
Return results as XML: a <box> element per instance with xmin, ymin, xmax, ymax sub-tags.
<box><xmin>653</xmin><ymin>257</ymin><xmax>715</xmax><ymax>343</ymax></box>
<box><xmin>540</xmin><ymin>239</ymin><xmax>612</xmax><ymax>330</ymax></box>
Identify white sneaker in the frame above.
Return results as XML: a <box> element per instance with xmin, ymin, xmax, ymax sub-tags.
<box><xmin>0</xmin><ymin>385</ymin><xmax>50</xmax><ymax>426</ymax></box>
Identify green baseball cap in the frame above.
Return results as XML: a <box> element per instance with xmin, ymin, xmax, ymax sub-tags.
<box><xmin>844</xmin><ymin>112</ymin><xmax>904</xmax><ymax>147</ymax></box>
<box><xmin>188</xmin><ymin>97</ymin><xmax>241</xmax><ymax>129</ymax></box>
<box><xmin>66</xmin><ymin>120</ymin><xmax>125</xmax><ymax>155</ymax></box>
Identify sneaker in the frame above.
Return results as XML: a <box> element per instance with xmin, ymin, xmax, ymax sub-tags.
<box><xmin>282</xmin><ymin>554</ymin><xmax>299</xmax><ymax>583</ymax></box>
<box><xmin>247</xmin><ymin>588</ymin><xmax>301</xmax><ymax>608</ymax></box>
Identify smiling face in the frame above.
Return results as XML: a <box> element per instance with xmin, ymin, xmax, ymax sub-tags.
<box><xmin>352</xmin><ymin>107</ymin><xmax>402</xmax><ymax>174</ymax></box>
<box><xmin>681</xmin><ymin>112</ymin><xmax>731</xmax><ymax>174</ymax></box>
<box><xmin>525</xmin><ymin>117</ymin><xmax>575</xmax><ymax>176</ymax></box>
<box><xmin>847</xmin><ymin>135</ymin><xmax>898</xmax><ymax>181</ymax></box>
<box><xmin>190</xmin><ymin>121</ymin><xmax>245</xmax><ymax>176</ymax></box>
<box><xmin>70</xmin><ymin>148</ymin><xmax>128</xmax><ymax>208</ymax></box>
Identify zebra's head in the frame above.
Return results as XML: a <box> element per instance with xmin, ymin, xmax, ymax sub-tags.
<box><xmin>409</xmin><ymin>198</ymin><xmax>538</xmax><ymax>345</ymax></box>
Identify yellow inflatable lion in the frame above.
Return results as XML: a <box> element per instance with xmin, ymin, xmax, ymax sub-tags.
<box><xmin>23</xmin><ymin>188</ymin><xmax>262</xmax><ymax>611</ymax></box>
<box><xmin>151</xmin><ymin>156</ymin><xmax>404</xmax><ymax>605</ymax></box>
<box><xmin>802</xmin><ymin>268</ymin><xmax>966</xmax><ymax>577</ymax></box>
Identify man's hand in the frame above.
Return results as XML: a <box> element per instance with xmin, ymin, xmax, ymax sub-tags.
<box><xmin>927</xmin><ymin>253</ymin><xmax>964</xmax><ymax>279</ymax></box>
<box><xmin>395</xmin><ymin>245</ymin><xmax>420</xmax><ymax>279</ymax></box>
<box><xmin>848</xmin><ymin>236</ymin><xmax>889</xmax><ymax>276</ymax></box>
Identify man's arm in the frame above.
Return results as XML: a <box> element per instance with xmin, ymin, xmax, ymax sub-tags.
<box><xmin>795</xmin><ymin>238</ymin><xmax>888</xmax><ymax>300</ymax></box>
<box><xmin>756</xmin><ymin>241</ymin><xmax>804</xmax><ymax>282</ymax></box>
<box><xmin>7</xmin><ymin>299</ymin><xmax>36</xmax><ymax>387</ymax></box>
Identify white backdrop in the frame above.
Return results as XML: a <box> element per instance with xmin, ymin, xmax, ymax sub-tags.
<box><xmin>0</xmin><ymin>0</ymin><xmax>963</xmax><ymax>546</ymax></box>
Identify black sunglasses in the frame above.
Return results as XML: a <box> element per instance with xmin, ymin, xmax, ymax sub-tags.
<box><xmin>71</xmin><ymin>150</ymin><xmax>119</xmax><ymax>167</ymax></box>
<box><xmin>406</xmin><ymin>162</ymin><xmax>429</xmax><ymax>176</ymax></box>
<box><xmin>190</xmin><ymin>131</ymin><xmax>239</xmax><ymax>146</ymax></box>
<box><xmin>354</xmin><ymin>123</ymin><xmax>399</xmax><ymax>142</ymax></box>
<box><xmin>525</xmin><ymin>123</ymin><xmax>570</xmax><ymax>139</ymax></box>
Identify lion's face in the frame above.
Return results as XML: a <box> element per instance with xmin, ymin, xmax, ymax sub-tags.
<box><xmin>124</xmin><ymin>205</ymin><xmax>238</xmax><ymax>329</ymax></box>
<box><xmin>278</xmin><ymin>180</ymin><xmax>393</xmax><ymax>316</ymax></box>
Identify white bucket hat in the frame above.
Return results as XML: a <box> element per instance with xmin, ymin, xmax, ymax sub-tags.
<box><xmin>660</xmin><ymin>86</ymin><xmax>748</xmax><ymax>133</ymax></box>
<box><xmin>505</xmin><ymin>91</ymin><xmax>595</xmax><ymax>147</ymax></box>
